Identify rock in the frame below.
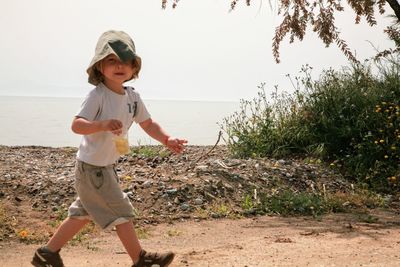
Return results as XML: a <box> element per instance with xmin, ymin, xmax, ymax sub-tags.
<box><xmin>278</xmin><ymin>159</ymin><xmax>286</xmax><ymax>165</ymax></box>
<box><xmin>195</xmin><ymin>165</ymin><xmax>208</xmax><ymax>172</ymax></box>
<box><xmin>211</xmin><ymin>212</ymin><xmax>220</xmax><ymax>218</ymax></box>
<box><xmin>180</xmin><ymin>203</ymin><xmax>190</xmax><ymax>211</ymax></box>
<box><xmin>194</xmin><ymin>198</ymin><xmax>203</xmax><ymax>205</ymax></box>
<box><xmin>166</xmin><ymin>189</ymin><xmax>178</xmax><ymax>195</ymax></box>
<box><xmin>142</xmin><ymin>180</ymin><xmax>152</xmax><ymax>188</ymax></box>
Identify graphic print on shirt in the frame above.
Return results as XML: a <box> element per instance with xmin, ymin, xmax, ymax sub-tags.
<box><xmin>127</xmin><ymin>102</ymin><xmax>137</xmax><ymax>118</ymax></box>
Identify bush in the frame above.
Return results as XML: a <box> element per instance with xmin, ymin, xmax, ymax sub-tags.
<box><xmin>221</xmin><ymin>58</ymin><xmax>400</xmax><ymax>192</ymax></box>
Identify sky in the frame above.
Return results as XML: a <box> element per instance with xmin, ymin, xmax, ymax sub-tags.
<box><xmin>0</xmin><ymin>0</ymin><xmax>396</xmax><ymax>102</ymax></box>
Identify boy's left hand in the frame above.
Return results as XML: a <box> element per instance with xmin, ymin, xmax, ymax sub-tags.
<box><xmin>165</xmin><ymin>137</ymin><xmax>188</xmax><ymax>154</ymax></box>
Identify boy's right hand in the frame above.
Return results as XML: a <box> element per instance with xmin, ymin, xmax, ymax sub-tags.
<box><xmin>100</xmin><ymin>119</ymin><xmax>123</xmax><ymax>135</ymax></box>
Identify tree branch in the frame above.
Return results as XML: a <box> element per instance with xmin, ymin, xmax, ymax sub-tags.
<box><xmin>386</xmin><ymin>0</ymin><xmax>400</xmax><ymax>21</ymax></box>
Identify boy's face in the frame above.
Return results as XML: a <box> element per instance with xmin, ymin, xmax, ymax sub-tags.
<box><xmin>100</xmin><ymin>54</ymin><xmax>136</xmax><ymax>85</ymax></box>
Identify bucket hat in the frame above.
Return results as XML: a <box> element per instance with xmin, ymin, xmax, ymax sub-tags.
<box><xmin>87</xmin><ymin>30</ymin><xmax>140</xmax><ymax>85</ymax></box>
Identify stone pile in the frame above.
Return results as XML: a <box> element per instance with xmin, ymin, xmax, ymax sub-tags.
<box><xmin>0</xmin><ymin>145</ymin><xmax>351</xmax><ymax>226</ymax></box>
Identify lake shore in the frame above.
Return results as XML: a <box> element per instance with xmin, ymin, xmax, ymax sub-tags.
<box><xmin>0</xmin><ymin>145</ymin><xmax>398</xmax><ymax>242</ymax></box>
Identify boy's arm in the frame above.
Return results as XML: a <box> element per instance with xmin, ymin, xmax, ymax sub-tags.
<box><xmin>71</xmin><ymin>117</ymin><xmax>123</xmax><ymax>135</ymax></box>
<box><xmin>139</xmin><ymin>118</ymin><xmax>187</xmax><ymax>154</ymax></box>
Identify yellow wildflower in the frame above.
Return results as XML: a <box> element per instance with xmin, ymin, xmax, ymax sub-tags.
<box><xmin>123</xmin><ymin>175</ymin><xmax>132</xmax><ymax>181</ymax></box>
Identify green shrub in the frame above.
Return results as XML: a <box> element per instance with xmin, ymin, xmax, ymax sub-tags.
<box><xmin>261</xmin><ymin>190</ymin><xmax>328</xmax><ymax>216</ymax></box>
<box><xmin>221</xmin><ymin>58</ymin><xmax>400</xmax><ymax>192</ymax></box>
<box><xmin>220</xmin><ymin>85</ymin><xmax>275</xmax><ymax>157</ymax></box>
<box><xmin>241</xmin><ymin>189</ymin><xmax>385</xmax><ymax>217</ymax></box>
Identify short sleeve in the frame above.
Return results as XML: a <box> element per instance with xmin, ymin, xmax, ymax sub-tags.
<box><xmin>76</xmin><ymin>90</ymin><xmax>101</xmax><ymax>121</ymax></box>
<box><xmin>133</xmin><ymin>92</ymin><xmax>151</xmax><ymax>123</ymax></box>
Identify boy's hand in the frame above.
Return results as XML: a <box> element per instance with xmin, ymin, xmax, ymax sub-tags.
<box><xmin>100</xmin><ymin>119</ymin><xmax>123</xmax><ymax>135</ymax></box>
<box><xmin>165</xmin><ymin>137</ymin><xmax>188</xmax><ymax>154</ymax></box>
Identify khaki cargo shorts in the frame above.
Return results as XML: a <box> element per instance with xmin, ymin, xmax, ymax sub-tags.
<box><xmin>68</xmin><ymin>160</ymin><xmax>136</xmax><ymax>230</ymax></box>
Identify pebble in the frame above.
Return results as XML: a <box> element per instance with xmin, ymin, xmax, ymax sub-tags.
<box><xmin>166</xmin><ymin>189</ymin><xmax>178</xmax><ymax>195</ymax></box>
<box><xmin>194</xmin><ymin>198</ymin><xmax>203</xmax><ymax>205</ymax></box>
<box><xmin>195</xmin><ymin>165</ymin><xmax>208</xmax><ymax>171</ymax></box>
<box><xmin>180</xmin><ymin>203</ymin><xmax>190</xmax><ymax>211</ymax></box>
<box><xmin>142</xmin><ymin>180</ymin><xmax>152</xmax><ymax>188</ymax></box>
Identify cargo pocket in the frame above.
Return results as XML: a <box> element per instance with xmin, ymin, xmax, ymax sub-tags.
<box><xmin>89</xmin><ymin>169</ymin><xmax>105</xmax><ymax>189</ymax></box>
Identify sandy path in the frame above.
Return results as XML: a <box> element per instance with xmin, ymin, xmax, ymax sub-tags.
<box><xmin>1</xmin><ymin>211</ymin><xmax>400</xmax><ymax>267</ymax></box>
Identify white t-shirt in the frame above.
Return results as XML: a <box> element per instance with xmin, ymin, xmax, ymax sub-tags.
<box><xmin>76</xmin><ymin>83</ymin><xmax>150</xmax><ymax>166</ymax></box>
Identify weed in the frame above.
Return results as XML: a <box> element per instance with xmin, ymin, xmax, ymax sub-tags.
<box><xmin>48</xmin><ymin>207</ymin><xmax>69</xmax><ymax>228</ymax></box>
<box><xmin>135</xmin><ymin>226</ymin><xmax>150</xmax><ymax>239</ymax></box>
<box><xmin>69</xmin><ymin>222</ymin><xmax>96</xmax><ymax>246</ymax></box>
<box><xmin>166</xmin><ymin>228</ymin><xmax>182</xmax><ymax>237</ymax></box>
<box><xmin>262</xmin><ymin>190</ymin><xmax>327</xmax><ymax>217</ymax></box>
<box><xmin>0</xmin><ymin>203</ymin><xmax>16</xmax><ymax>241</ymax></box>
<box><xmin>240</xmin><ymin>188</ymin><xmax>385</xmax><ymax>217</ymax></box>
<box><xmin>131</xmin><ymin>146</ymin><xmax>170</xmax><ymax>158</ymax></box>
<box><xmin>242</xmin><ymin>194</ymin><xmax>255</xmax><ymax>212</ymax></box>
<box><xmin>194</xmin><ymin>207</ymin><xmax>209</xmax><ymax>219</ymax></box>
<box><xmin>70</xmin><ymin>222</ymin><xmax>97</xmax><ymax>246</ymax></box>
<box><xmin>209</xmin><ymin>202</ymin><xmax>240</xmax><ymax>219</ymax></box>
<box><xmin>359</xmin><ymin>214</ymin><xmax>379</xmax><ymax>224</ymax></box>
<box><xmin>86</xmin><ymin>243</ymin><xmax>100</xmax><ymax>251</ymax></box>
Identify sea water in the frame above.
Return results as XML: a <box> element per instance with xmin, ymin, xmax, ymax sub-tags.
<box><xmin>0</xmin><ymin>96</ymin><xmax>239</xmax><ymax>147</ymax></box>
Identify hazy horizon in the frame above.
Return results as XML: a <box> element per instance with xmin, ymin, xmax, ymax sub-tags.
<box><xmin>0</xmin><ymin>1</ymin><xmax>395</xmax><ymax>102</ymax></box>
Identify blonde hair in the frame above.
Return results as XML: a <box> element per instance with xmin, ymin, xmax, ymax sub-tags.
<box><xmin>91</xmin><ymin>56</ymin><xmax>142</xmax><ymax>84</ymax></box>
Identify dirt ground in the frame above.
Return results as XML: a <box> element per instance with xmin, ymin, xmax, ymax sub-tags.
<box><xmin>1</xmin><ymin>210</ymin><xmax>400</xmax><ymax>267</ymax></box>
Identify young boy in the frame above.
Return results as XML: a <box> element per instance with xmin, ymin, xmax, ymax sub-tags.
<box><xmin>31</xmin><ymin>30</ymin><xmax>187</xmax><ymax>267</ymax></box>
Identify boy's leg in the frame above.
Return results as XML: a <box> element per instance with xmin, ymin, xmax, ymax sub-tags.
<box><xmin>115</xmin><ymin>221</ymin><xmax>142</xmax><ymax>262</ymax></box>
<box><xmin>46</xmin><ymin>217</ymin><xmax>90</xmax><ymax>252</ymax></box>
